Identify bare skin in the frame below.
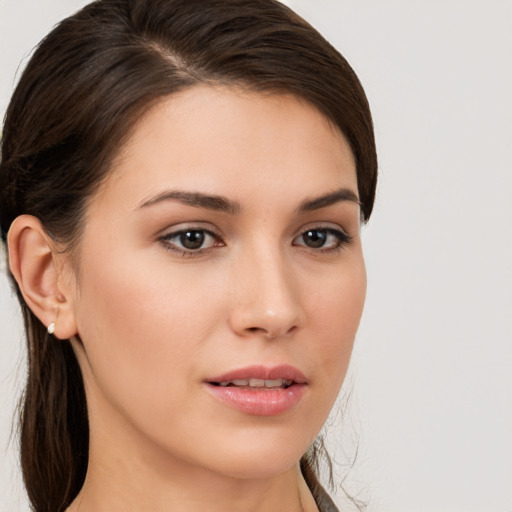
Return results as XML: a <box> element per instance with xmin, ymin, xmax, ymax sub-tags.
<box><xmin>9</xmin><ymin>86</ymin><xmax>365</xmax><ymax>512</ymax></box>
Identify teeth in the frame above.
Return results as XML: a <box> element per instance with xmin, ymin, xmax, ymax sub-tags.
<box><xmin>217</xmin><ymin>378</ymin><xmax>293</xmax><ymax>388</ymax></box>
<box><xmin>232</xmin><ymin>379</ymin><xmax>249</xmax><ymax>386</ymax></box>
<box><xmin>218</xmin><ymin>379</ymin><xmax>249</xmax><ymax>387</ymax></box>
<box><xmin>264</xmin><ymin>379</ymin><xmax>285</xmax><ymax>388</ymax></box>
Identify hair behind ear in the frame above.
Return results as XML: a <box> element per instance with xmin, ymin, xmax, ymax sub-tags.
<box><xmin>5</xmin><ymin>215</ymin><xmax>86</xmax><ymax>511</ymax></box>
<box><xmin>19</xmin><ymin>311</ymin><xmax>88</xmax><ymax>512</ymax></box>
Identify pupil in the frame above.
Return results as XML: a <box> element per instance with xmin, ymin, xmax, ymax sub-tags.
<box><xmin>180</xmin><ymin>230</ymin><xmax>205</xmax><ymax>250</ymax></box>
<box><xmin>305</xmin><ymin>230</ymin><xmax>326</xmax><ymax>248</ymax></box>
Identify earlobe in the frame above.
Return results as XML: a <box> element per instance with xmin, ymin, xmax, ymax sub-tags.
<box><xmin>7</xmin><ymin>215</ymin><xmax>78</xmax><ymax>340</ymax></box>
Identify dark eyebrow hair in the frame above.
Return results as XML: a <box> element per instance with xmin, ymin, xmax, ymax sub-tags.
<box><xmin>298</xmin><ymin>188</ymin><xmax>361</xmax><ymax>212</ymax></box>
<box><xmin>138</xmin><ymin>187</ymin><xmax>360</xmax><ymax>215</ymax></box>
<box><xmin>137</xmin><ymin>190</ymin><xmax>241</xmax><ymax>214</ymax></box>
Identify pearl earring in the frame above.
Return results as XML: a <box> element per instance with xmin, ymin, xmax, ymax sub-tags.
<box><xmin>47</xmin><ymin>322</ymin><xmax>56</xmax><ymax>335</ymax></box>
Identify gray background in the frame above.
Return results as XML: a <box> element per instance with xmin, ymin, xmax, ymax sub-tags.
<box><xmin>1</xmin><ymin>1</ymin><xmax>511</xmax><ymax>511</ymax></box>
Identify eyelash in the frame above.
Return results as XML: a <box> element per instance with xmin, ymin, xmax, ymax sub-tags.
<box><xmin>159</xmin><ymin>226</ymin><xmax>352</xmax><ymax>257</ymax></box>
<box><xmin>159</xmin><ymin>228</ymin><xmax>223</xmax><ymax>257</ymax></box>
<box><xmin>293</xmin><ymin>227</ymin><xmax>352</xmax><ymax>253</ymax></box>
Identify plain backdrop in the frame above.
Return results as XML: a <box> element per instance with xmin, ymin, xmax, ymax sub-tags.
<box><xmin>1</xmin><ymin>1</ymin><xmax>511</xmax><ymax>511</ymax></box>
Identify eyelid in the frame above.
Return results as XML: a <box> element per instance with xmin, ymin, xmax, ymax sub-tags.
<box><xmin>156</xmin><ymin>221</ymin><xmax>352</xmax><ymax>256</ymax></box>
<box><xmin>158</xmin><ymin>224</ymin><xmax>225</xmax><ymax>255</ymax></box>
<box><xmin>292</xmin><ymin>224</ymin><xmax>352</xmax><ymax>251</ymax></box>
<box><xmin>158</xmin><ymin>221</ymin><xmax>223</xmax><ymax>238</ymax></box>
<box><xmin>294</xmin><ymin>221</ymin><xmax>351</xmax><ymax>238</ymax></box>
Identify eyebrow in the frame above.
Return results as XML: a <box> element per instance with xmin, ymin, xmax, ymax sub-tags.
<box><xmin>298</xmin><ymin>188</ymin><xmax>361</xmax><ymax>212</ymax></box>
<box><xmin>137</xmin><ymin>190</ymin><xmax>241</xmax><ymax>214</ymax></box>
<box><xmin>137</xmin><ymin>187</ymin><xmax>360</xmax><ymax>215</ymax></box>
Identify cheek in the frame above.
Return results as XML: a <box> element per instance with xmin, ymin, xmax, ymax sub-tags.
<box><xmin>70</xmin><ymin>232</ymin><xmax>366</xmax><ymax>470</ymax></box>
<box><xmin>304</xmin><ymin>255</ymin><xmax>366</xmax><ymax>391</ymax></box>
<box><xmin>71</xmin><ymin>248</ymin><xmax>222</xmax><ymax>420</ymax></box>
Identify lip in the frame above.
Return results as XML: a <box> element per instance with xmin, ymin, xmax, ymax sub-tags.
<box><xmin>207</xmin><ymin>364</ymin><xmax>308</xmax><ymax>384</ymax></box>
<box><xmin>204</xmin><ymin>364</ymin><xmax>308</xmax><ymax>416</ymax></box>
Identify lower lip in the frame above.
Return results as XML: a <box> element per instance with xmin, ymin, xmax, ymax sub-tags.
<box><xmin>204</xmin><ymin>383</ymin><xmax>307</xmax><ymax>416</ymax></box>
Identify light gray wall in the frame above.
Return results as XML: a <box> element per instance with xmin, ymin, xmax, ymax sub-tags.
<box><xmin>1</xmin><ymin>1</ymin><xmax>511</xmax><ymax>511</ymax></box>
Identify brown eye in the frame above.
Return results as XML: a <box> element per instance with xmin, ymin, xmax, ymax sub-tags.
<box><xmin>302</xmin><ymin>229</ymin><xmax>328</xmax><ymax>248</ymax></box>
<box><xmin>294</xmin><ymin>227</ymin><xmax>351</xmax><ymax>251</ymax></box>
<box><xmin>180</xmin><ymin>230</ymin><xmax>205</xmax><ymax>250</ymax></box>
<box><xmin>161</xmin><ymin>228</ymin><xmax>222</xmax><ymax>254</ymax></box>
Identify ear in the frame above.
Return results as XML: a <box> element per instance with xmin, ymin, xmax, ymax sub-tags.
<box><xmin>7</xmin><ymin>215</ymin><xmax>78</xmax><ymax>339</ymax></box>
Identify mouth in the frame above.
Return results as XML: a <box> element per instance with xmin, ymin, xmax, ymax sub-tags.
<box><xmin>210</xmin><ymin>378</ymin><xmax>294</xmax><ymax>389</ymax></box>
<box><xmin>204</xmin><ymin>365</ymin><xmax>308</xmax><ymax>416</ymax></box>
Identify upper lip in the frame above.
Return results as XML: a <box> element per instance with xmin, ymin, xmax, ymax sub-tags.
<box><xmin>206</xmin><ymin>364</ymin><xmax>308</xmax><ymax>385</ymax></box>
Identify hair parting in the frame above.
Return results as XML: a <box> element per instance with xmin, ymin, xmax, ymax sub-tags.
<box><xmin>0</xmin><ymin>1</ymin><xmax>377</xmax><ymax>510</ymax></box>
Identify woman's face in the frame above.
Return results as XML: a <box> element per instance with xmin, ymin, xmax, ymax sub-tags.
<box><xmin>65</xmin><ymin>86</ymin><xmax>366</xmax><ymax>480</ymax></box>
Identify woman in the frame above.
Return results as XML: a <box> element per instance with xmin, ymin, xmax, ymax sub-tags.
<box><xmin>0</xmin><ymin>0</ymin><xmax>377</xmax><ymax>511</ymax></box>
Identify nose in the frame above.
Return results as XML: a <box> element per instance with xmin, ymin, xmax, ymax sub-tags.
<box><xmin>228</xmin><ymin>247</ymin><xmax>305</xmax><ymax>339</ymax></box>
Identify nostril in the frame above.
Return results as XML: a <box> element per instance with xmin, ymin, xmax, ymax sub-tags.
<box><xmin>245</xmin><ymin>325</ymin><xmax>297</xmax><ymax>339</ymax></box>
<box><xmin>246</xmin><ymin>326</ymin><xmax>274</xmax><ymax>337</ymax></box>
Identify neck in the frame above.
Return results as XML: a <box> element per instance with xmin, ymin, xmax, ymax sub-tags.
<box><xmin>66</xmin><ymin>415</ymin><xmax>318</xmax><ymax>512</ymax></box>
<box><xmin>68</xmin><ymin>462</ymin><xmax>318</xmax><ymax>512</ymax></box>
<box><xmin>66</xmin><ymin>378</ymin><xmax>320</xmax><ymax>512</ymax></box>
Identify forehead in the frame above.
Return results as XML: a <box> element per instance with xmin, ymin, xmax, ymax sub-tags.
<box><xmin>95</xmin><ymin>86</ymin><xmax>357</xmax><ymax>208</ymax></box>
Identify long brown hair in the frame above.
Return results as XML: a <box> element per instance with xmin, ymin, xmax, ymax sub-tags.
<box><xmin>0</xmin><ymin>1</ymin><xmax>377</xmax><ymax>510</ymax></box>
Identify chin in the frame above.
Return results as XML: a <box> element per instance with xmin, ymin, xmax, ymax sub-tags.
<box><xmin>199</xmin><ymin>434</ymin><xmax>311</xmax><ymax>481</ymax></box>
